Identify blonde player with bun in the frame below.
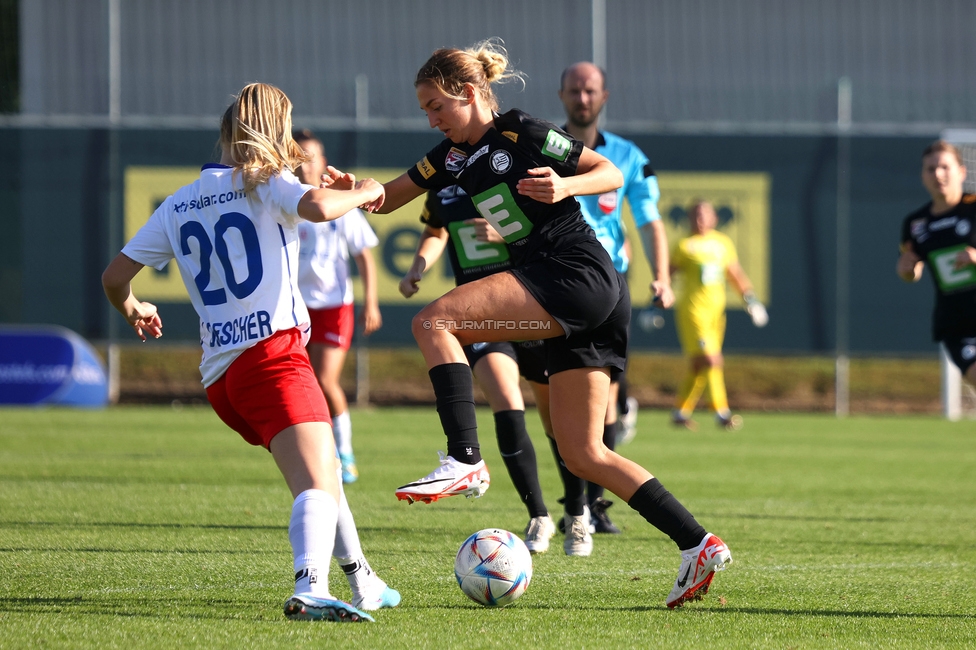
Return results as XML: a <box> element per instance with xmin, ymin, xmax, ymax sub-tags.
<box><xmin>362</xmin><ymin>40</ymin><xmax>732</xmax><ymax>609</ymax></box>
<box><xmin>102</xmin><ymin>83</ymin><xmax>398</xmax><ymax>622</ymax></box>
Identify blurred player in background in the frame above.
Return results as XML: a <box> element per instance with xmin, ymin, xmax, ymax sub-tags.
<box><xmin>670</xmin><ymin>200</ymin><xmax>767</xmax><ymax>431</ymax></box>
<box><xmin>897</xmin><ymin>140</ymin><xmax>976</xmax><ymax>385</ymax></box>
<box><xmin>293</xmin><ymin>129</ymin><xmax>382</xmax><ymax>484</ymax></box>
<box><xmin>558</xmin><ymin>61</ymin><xmax>673</xmax><ymax>533</ymax></box>
<box><xmin>102</xmin><ymin>83</ymin><xmax>397</xmax><ymax>622</ymax></box>
<box><xmin>399</xmin><ymin>186</ymin><xmax>593</xmax><ymax>556</ymax></box>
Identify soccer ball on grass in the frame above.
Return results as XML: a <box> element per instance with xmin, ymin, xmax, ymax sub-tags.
<box><xmin>454</xmin><ymin>528</ymin><xmax>532</xmax><ymax>607</ymax></box>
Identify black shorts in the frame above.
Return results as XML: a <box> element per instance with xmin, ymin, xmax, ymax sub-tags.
<box><xmin>942</xmin><ymin>336</ymin><xmax>976</xmax><ymax>374</ymax></box>
<box><xmin>515</xmin><ymin>340</ymin><xmax>549</xmax><ymax>384</ymax></box>
<box><xmin>508</xmin><ymin>339</ymin><xmax>624</xmax><ymax>385</ymax></box>
<box><xmin>510</xmin><ymin>238</ymin><xmax>629</xmax><ymax>376</ymax></box>
<box><xmin>463</xmin><ymin>341</ymin><xmax>518</xmax><ymax>368</ymax></box>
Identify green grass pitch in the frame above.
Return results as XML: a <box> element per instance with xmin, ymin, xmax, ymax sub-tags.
<box><xmin>1</xmin><ymin>406</ymin><xmax>975</xmax><ymax>648</ymax></box>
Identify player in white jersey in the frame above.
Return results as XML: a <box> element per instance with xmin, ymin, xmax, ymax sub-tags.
<box><xmin>294</xmin><ymin>130</ymin><xmax>382</xmax><ymax>484</ymax></box>
<box><xmin>101</xmin><ymin>83</ymin><xmax>398</xmax><ymax>622</ymax></box>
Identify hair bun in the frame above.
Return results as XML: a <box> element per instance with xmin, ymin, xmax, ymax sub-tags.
<box><xmin>477</xmin><ymin>50</ymin><xmax>507</xmax><ymax>83</ymax></box>
<box><xmin>466</xmin><ymin>38</ymin><xmax>524</xmax><ymax>88</ymax></box>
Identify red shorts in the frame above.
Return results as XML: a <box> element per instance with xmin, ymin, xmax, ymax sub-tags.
<box><xmin>206</xmin><ymin>328</ymin><xmax>332</xmax><ymax>449</ymax></box>
<box><xmin>307</xmin><ymin>303</ymin><xmax>355</xmax><ymax>351</ymax></box>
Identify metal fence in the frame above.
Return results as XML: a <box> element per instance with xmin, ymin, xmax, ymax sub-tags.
<box><xmin>8</xmin><ymin>0</ymin><xmax>976</xmax><ymax>133</ymax></box>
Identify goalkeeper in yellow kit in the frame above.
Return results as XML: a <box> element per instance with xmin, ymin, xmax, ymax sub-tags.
<box><xmin>669</xmin><ymin>201</ymin><xmax>767</xmax><ymax>431</ymax></box>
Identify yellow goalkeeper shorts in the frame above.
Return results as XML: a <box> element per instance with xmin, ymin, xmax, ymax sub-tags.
<box><xmin>676</xmin><ymin>308</ymin><xmax>726</xmax><ymax>357</ymax></box>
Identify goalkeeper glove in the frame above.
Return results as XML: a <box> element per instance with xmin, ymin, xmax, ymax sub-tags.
<box><xmin>744</xmin><ymin>291</ymin><xmax>768</xmax><ymax>328</ymax></box>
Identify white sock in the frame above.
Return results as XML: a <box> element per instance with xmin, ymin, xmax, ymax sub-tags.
<box><xmin>333</xmin><ymin>481</ymin><xmax>381</xmax><ymax>596</ymax></box>
<box><xmin>289</xmin><ymin>489</ymin><xmax>338</xmax><ymax>597</ymax></box>
<box><xmin>333</xmin><ymin>482</ymin><xmax>363</xmax><ymax>562</ymax></box>
<box><xmin>332</xmin><ymin>411</ymin><xmax>354</xmax><ymax>457</ymax></box>
<box><xmin>339</xmin><ymin>556</ymin><xmax>380</xmax><ymax>597</ymax></box>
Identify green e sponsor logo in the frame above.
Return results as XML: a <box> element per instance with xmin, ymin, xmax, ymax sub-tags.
<box><xmin>447</xmin><ymin>222</ymin><xmax>510</xmax><ymax>269</ymax></box>
<box><xmin>471</xmin><ymin>183</ymin><xmax>534</xmax><ymax>243</ymax></box>
<box><xmin>929</xmin><ymin>245</ymin><xmax>976</xmax><ymax>292</ymax></box>
<box><xmin>542</xmin><ymin>129</ymin><xmax>571</xmax><ymax>162</ymax></box>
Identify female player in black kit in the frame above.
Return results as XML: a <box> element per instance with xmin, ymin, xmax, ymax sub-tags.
<box><xmin>898</xmin><ymin>140</ymin><xmax>976</xmax><ymax>385</ymax></box>
<box><xmin>399</xmin><ymin>185</ymin><xmax>594</xmax><ymax>557</ymax></box>
<box><xmin>362</xmin><ymin>40</ymin><xmax>731</xmax><ymax>607</ymax></box>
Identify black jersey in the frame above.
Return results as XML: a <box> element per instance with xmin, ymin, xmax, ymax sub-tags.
<box><xmin>900</xmin><ymin>194</ymin><xmax>976</xmax><ymax>340</ymax></box>
<box><xmin>420</xmin><ymin>185</ymin><xmax>513</xmax><ymax>285</ymax></box>
<box><xmin>407</xmin><ymin>109</ymin><xmax>590</xmax><ymax>267</ymax></box>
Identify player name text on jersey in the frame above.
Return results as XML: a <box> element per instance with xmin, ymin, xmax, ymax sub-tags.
<box><xmin>205</xmin><ymin>310</ymin><xmax>273</xmax><ymax>348</ymax></box>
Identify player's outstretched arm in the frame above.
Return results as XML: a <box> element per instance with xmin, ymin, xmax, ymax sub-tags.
<box><xmin>353</xmin><ymin>248</ymin><xmax>382</xmax><ymax>336</ymax></box>
<box><xmin>366</xmin><ymin>173</ymin><xmax>425</xmax><ymax>215</ymax></box>
<box><xmin>399</xmin><ymin>226</ymin><xmax>449</xmax><ymax>298</ymax></box>
<box><xmin>299</xmin><ymin>178</ymin><xmax>385</xmax><ymax>222</ymax></box>
<box><xmin>102</xmin><ymin>253</ymin><xmax>163</xmax><ymax>342</ymax></box>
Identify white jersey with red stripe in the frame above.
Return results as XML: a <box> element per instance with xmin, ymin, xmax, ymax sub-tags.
<box><xmin>122</xmin><ymin>164</ymin><xmax>314</xmax><ymax>387</ymax></box>
<box><xmin>297</xmin><ymin>208</ymin><xmax>379</xmax><ymax>309</ymax></box>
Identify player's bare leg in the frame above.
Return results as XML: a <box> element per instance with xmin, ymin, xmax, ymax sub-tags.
<box><xmin>547</xmin><ymin>368</ymin><xmax>650</xmax><ymax>498</ymax></box>
<box><xmin>308</xmin><ymin>342</ymin><xmax>358</xmax><ymax>482</ymax></box>
<box><xmin>396</xmin><ymin>272</ymin><xmax>561</xmax><ymax>504</ymax></box>
<box><xmin>411</xmin><ymin>271</ymin><xmax>564</xmax><ymax>367</ymax></box>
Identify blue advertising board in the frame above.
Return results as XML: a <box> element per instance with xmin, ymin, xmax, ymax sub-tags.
<box><xmin>0</xmin><ymin>325</ymin><xmax>108</xmax><ymax>407</ymax></box>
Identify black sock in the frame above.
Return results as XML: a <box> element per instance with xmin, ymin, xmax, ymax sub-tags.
<box><xmin>627</xmin><ymin>478</ymin><xmax>706</xmax><ymax>550</ymax></box>
<box><xmin>494</xmin><ymin>410</ymin><xmax>547</xmax><ymax>518</ymax></box>
<box><xmin>428</xmin><ymin>363</ymin><xmax>481</xmax><ymax>464</ymax></box>
<box><xmin>617</xmin><ymin>376</ymin><xmax>629</xmax><ymax>415</ymax></box>
<box><xmin>586</xmin><ymin>421</ymin><xmax>618</xmax><ymax>505</ymax></box>
<box><xmin>548</xmin><ymin>436</ymin><xmax>585</xmax><ymax>517</ymax></box>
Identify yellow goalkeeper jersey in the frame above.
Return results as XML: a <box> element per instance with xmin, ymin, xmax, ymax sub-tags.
<box><xmin>672</xmin><ymin>230</ymin><xmax>738</xmax><ymax>316</ymax></box>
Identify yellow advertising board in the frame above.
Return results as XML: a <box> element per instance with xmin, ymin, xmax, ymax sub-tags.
<box><xmin>123</xmin><ymin>167</ymin><xmax>769</xmax><ymax>308</ymax></box>
<box><xmin>124</xmin><ymin>166</ymin><xmax>199</xmax><ymax>300</ymax></box>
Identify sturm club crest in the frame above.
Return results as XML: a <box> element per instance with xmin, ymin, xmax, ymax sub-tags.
<box><xmin>490</xmin><ymin>150</ymin><xmax>512</xmax><ymax>174</ymax></box>
<box><xmin>956</xmin><ymin>219</ymin><xmax>972</xmax><ymax>237</ymax></box>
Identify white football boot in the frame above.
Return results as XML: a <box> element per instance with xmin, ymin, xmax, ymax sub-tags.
<box><xmin>283</xmin><ymin>594</ymin><xmax>374</xmax><ymax>622</ymax></box>
<box><xmin>617</xmin><ymin>396</ymin><xmax>639</xmax><ymax>445</ymax></box>
<box><xmin>665</xmin><ymin>533</ymin><xmax>732</xmax><ymax>609</ymax></box>
<box><xmin>352</xmin><ymin>580</ymin><xmax>401</xmax><ymax>612</ymax></box>
<box><xmin>563</xmin><ymin>506</ymin><xmax>594</xmax><ymax>557</ymax></box>
<box><xmin>394</xmin><ymin>451</ymin><xmax>490</xmax><ymax>504</ymax></box>
<box><xmin>523</xmin><ymin>515</ymin><xmax>556</xmax><ymax>554</ymax></box>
